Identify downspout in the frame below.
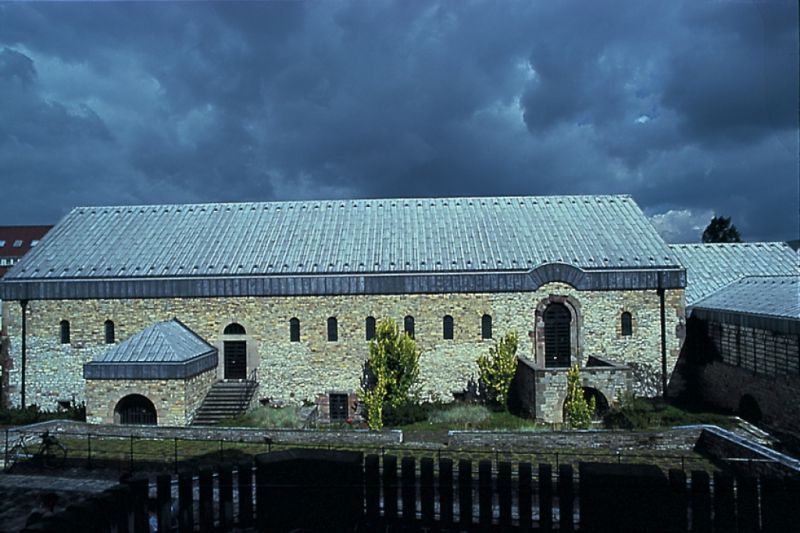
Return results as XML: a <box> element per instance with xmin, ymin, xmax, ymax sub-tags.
<box><xmin>20</xmin><ymin>299</ymin><xmax>28</xmax><ymax>408</ymax></box>
<box><xmin>657</xmin><ymin>274</ymin><xmax>667</xmax><ymax>398</ymax></box>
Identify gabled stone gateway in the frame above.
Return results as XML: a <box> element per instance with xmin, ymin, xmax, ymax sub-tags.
<box><xmin>0</xmin><ymin>194</ymin><xmax>688</xmax><ymax>425</ymax></box>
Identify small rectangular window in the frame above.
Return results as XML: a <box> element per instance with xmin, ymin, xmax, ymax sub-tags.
<box><xmin>0</xmin><ymin>240</ymin><xmax>5</xmax><ymax>247</ymax></box>
<box><xmin>329</xmin><ymin>393</ymin><xmax>348</xmax><ymax>421</ymax></box>
<box><xmin>12</xmin><ymin>240</ymin><xmax>23</xmax><ymax>248</ymax></box>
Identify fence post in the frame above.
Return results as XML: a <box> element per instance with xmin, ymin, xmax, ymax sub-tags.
<box><xmin>178</xmin><ymin>471</ymin><xmax>194</xmax><ymax>533</ymax></box>
<box><xmin>198</xmin><ymin>466</ymin><xmax>214</xmax><ymax>533</ymax></box>
<box><xmin>690</xmin><ymin>470</ymin><xmax>711</xmax><ymax>533</ymax></box>
<box><xmin>129</xmin><ymin>476</ymin><xmax>149</xmax><ymax>533</ymax></box>
<box><xmin>107</xmin><ymin>483</ymin><xmax>133</xmax><ymax>533</ymax></box>
<box><xmin>4</xmin><ymin>428</ymin><xmax>7</xmax><ymax>470</ymax></box>
<box><xmin>737</xmin><ymin>475</ymin><xmax>759</xmax><ymax>533</ymax></box>
<box><xmin>439</xmin><ymin>458</ymin><xmax>454</xmax><ymax>527</ymax></box>
<box><xmin>382</xmin><ymin>455</ymin><xmax>398</xmax><ymax>523</ymax></box>
<box><xmin>458</xmin><ymin>460</ymin><xmax>473</xmax><ymax>530</ymax></box>
<box><xmin>86</xmin><ymin>432</ymin><xmax>92</xmax><ymax>470</ymax></box>
<box><xmin>558</xmin><ymin>464</ymin><xmax>574</xmax><ymax>532</ymax></box>
<box><xmin>539</xmin><ymin>463</ymin><xmax>553</xmax><ymax>533</ymax></box>
<box><xmin>156</xmin><ymin>473</ymin><xmax>172</xmax><ymax>533</ymax></box>
<box><xmin>237</xmin><ymin>460</ymin><xmax>253</xmax><ymax>528</ymax></box>
<box><xmin>478</xmin><ymin>460</ymin><xmax>493</xmax><ymax>528</ymax></box>
<box><xmin>761</xmin><ymin>475</ymin><xmax>797</xmax><ymax>533</ymax></box>
<box><xmin>498</xmin><ymin>461</ymin><xmax>512</xmax><ymax>528</ymax></box>
<box><xmin>364</xmin><ymin>454</ymin><xmax>381</xmax><ymax>522</ymax></box>
<box><xmin>713</xmin><ymin>471</ymin><xmax>735</xmax><ymax>533</ymax></box>
<box><xmin>129</xmin><ymin>435</ymin><xmax>135</xmax><ymax>472</ymax></box>
<box><xmin>518</xmin><ymin>462</ymin><xmax>532</xmax><ymax>531</ymax></box>
<box><xmin>667</xmin><ymin>469</ymin><xmax>687</xmax><ymax>533</ymax></box>
<box><xmin>420</xmin><ymin>457</ymin><xmax>435</xmax><ymax>526</ymax></box>
<box><xmin>174</xmin><ymin>437</ymin><xmax>179</xmax><ymax>473</ymax></box>
<box><xmin>219</xmin><ymin>463</ymin><xmax>234</xmax><ymax>531</ymax></box>
<box><xmin>401</xmin><ymin>456</ymin><xmax>416</xmax><ymax>522</ymax></box>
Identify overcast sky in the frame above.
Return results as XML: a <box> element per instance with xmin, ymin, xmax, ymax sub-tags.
<box><xmin>0</xmin><ymin>1</ymin><xmax>797</xmax><ymax>243</ymax></box>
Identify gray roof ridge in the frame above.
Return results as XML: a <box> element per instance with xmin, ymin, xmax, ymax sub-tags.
<box><xmin>164</xmin><ymin>317</ymin><xmax>215</xmax><ymax>353</ymax></box>
<box><xmin>669</xmin><ymin>241</ymin><xmax>791</xmax><ymax>249</ymax></box>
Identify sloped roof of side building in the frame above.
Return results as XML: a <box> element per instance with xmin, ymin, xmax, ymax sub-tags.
<box><xmin>0</xmin><ymin>194</ymin><xmax>685</xmax><ymax>299</ymax></box>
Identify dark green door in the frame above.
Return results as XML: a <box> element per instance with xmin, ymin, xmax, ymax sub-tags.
<box><xmin>224</xmin><ymin>341</ymin><xmax>247</xmax><ymax>379</ymax></box>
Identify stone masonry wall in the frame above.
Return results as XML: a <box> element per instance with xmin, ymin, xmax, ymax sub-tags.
<box><xmin>85</xmin><ymin>367</ymin><xmax>216</xmax><ymax>426</ymax></box>
<box><xmin>2</xmin><ymin>284</ymin><xmax>684</xmax><ymax>412</ymax></box>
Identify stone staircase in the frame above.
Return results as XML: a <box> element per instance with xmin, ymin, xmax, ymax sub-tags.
<box><xmin>192</xmin><ymin>380</ymin><xmax>258</xmax><ymax>426</ymax></box>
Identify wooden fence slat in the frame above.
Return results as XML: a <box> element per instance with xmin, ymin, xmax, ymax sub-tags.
<box><xmin>439</xmin><ymin>458</ymin><xmax>454</xmax><ymax>527</ymax></box>
<box><xmin>383</xmin><ymin>455</ymin><xmax>398</xmax><ymax>522</ymax></box>
<box><xmin>237</xmin><ymin>460</ymin><xmax>253</xmax><ymax>527</ymax></box>
<box><xmin>219</xmin><ymin>463</ymin><xmax>234</xmax><ymax>531</ymax></box>
<box><xmin>364</xmin><ymin>454</ymin><xmax>381</xmax><ymax>520</ymax></box>
<box><xmin>690</xmin><ymin>470</ymin><xmax>711</xmax><ymax>533</ymax></box>
<box><xmin>198</xmin><ymin>466</ymin><xmax>214</xmax><ymax>533</ymax></box>
<box><xmin>420</xmin><ymin>457</ymin><xmax>435</xmax><ymax>525</ymax></box>
<box><xmin>668</xmin><ymin>469</ymin><xmax>687</xmax><ymax>533</ymax></box>
<box><xmin>761</xmin><ymin>476</ymin><xmax>787</xmax><ymax>533</ymax></box>
<box><xmin>401</xmin><ymin>456</ymin><xmax>417</xmax><ymax>522</ymax></box>
<box><xmin>498</xmin><ymin>461</ymin><xmax>512</xmax><ymax>528</ymax></box>
<box><xmin>458</xmin><ymin>460</ymin><xmax>473</xmax><ymax>529</ymax></box>
<box><xmin>129</xmin><ymin>476</ymin><xmax>149</xmax><ymax>533</ymax></box>
<box><xmin>558</xmin><ymin>464</ymin><xmax>574</xmax><ymax>532</ymax></box>
<box><xmin>713</xmin><ymin>471</ymin><xmax>735</xmax><ymax>533</ymax></box>
<box><xmin>539</xmin><ymin>463</ymin><xmax>553</xmax><ymax>533</ymax></box>
<box><xmin>178</xmin><ymin>471</ymin><xmax>193</xmax><ymax>533</ymax></box>
<box><xmin>156</xmin><ymin>473</ymin><xmax>172</xmax><ymax>533</ymax></box>
<box><xmin>108</xmin><ymin>484</ymin><xmax>132</xmax><ymax>533</ymax></box>
<box><xmin>518</xmin><ymin>462</ymin><xmax>532</xmax><ymax>531</ymax></box>
<box><xmin>736</xmin><ymin>476</ymin><xmax>758</xmax><ymax>533</ymax></box>
<box><xmin>478</xmin><ymin>460</ymin><xmax>493</xmax><ymax>528</ymax></box>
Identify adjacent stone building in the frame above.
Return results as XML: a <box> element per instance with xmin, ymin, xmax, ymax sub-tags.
<box><xmin>0</xmin><ymin>195</ymin><xmax>687</xmax><ymax>425</ymax></box>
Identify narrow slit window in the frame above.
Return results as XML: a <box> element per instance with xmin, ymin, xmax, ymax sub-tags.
<box><xmin>443</xmin><ymin>315</ymin><xmax>454</xmax><ymax>340</ymax></box>
<box><xmin>60</xmin><ymin>320</ymin><xmax>70</xmax><ymax>344</ymax></box>
<box><xmin>104</xmin><ymin>320</ymin><xmax>115</xmax><ymax>344</ymax></box>
<box><xmin>327</xmin><ymin>317</ymin><xmax>338</xmax><ymax>342</ymax></box>
<box><xmin>621</xmin><ymin>312</ymin><xmax>633</xmax><ymax>336</ymax></box>
<box><xmin>481</xmin><ymin>314</ymin><xmax>492</xmax><ymax>340</ymax></box>
<box><xmin>404</xmin><ymin>315</ymin><xmax>415</xmax><ymax>339</ymax></box>
<box><xmin>365</xmin><ymin>316</ymin><xmax>376</xmax><ymax>341</ymax></box>
<box><xmin>290</xmin><ymin>317</ymin><xmax>300</xmax><ymax>342</ymax></box>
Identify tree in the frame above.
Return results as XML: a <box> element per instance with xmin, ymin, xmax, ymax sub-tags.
<box><xmin>563</xmin><ymin>364</ymin><xmax>595</xmax><ymax>429</ymax></box>
<box><xmin>359</xmin><ymin>318</ymin><xmax>421</xmax><ymax>430</ymax></box>
<box><xmin>476</xmin><ymin>331</ymin><xmax>518</xmax><ymax>410</ymax></box>
<box><xmin>702</xmin><ymin>216</ymin><xmax>742</xmax><ymax>243</ymax></box>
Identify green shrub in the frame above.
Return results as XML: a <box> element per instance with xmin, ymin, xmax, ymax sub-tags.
<box><xmin>563</xmin><ymin>364</ymin><xmax>595</xmax><ymax>429</ymax></box>
<box><xmin>604</xmin><ymin>395</ymin><xmax>734</xmax><ymax>430</ymax></box>
<box><xmin>219</xmin><ymin>406</ymin><xmax>305</xmax><ymax>429</ymax></box>
<box><xmin>383</xmin><ymin>401</ymin><xmax>437</xmax><ymax>426</ymax></box>
<box><xmin>476</xmin><ymin>331</ymin><xmax>518</xmax><ymax>410</ymax></box>
<box><xmin>428</xmin><ymin>404</ymin><xmax>492</xmax><ymax>426</ymax></box>
<box><xmin>0</xmin><ymin>403</ymin><xmax>86</xmax><ymax>426</ymax></box>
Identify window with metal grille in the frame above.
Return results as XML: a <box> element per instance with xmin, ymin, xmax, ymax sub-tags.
<box><xmin>481</xmin><ymin>314</ymin><xmax>492</xmax><ymax>340</ymax></box>
<box><xmin>365</xmin><ymin>316</ymin><xmax>376</xmax><ymax>341</ymax></box>
<box><xmin>443</xmin><ymin>315</ymin><xmax>454</xmax><ymax>339</ymax></box>
<box><xmin>329</xmin><ymin>393</ymin><xmax>348</xmax><ymax>421</ymax></box>
<box><xmin>115</xmin><ymin>394</ymin><xmax>157</xmax><ymax>425</ymax></box>
<box><xmin>544</xmin><ymin>303</ymin><xmax>571</xmax><ymax>367</ymax></box>
<box><xmin>404</xmin><ymin>315</ymin><xmax>415</xmax><ymax>338</ymax></box>
<box><xmin>621</xmin><ymin>312</ymin><xmax>633</xmax><ymax>336</ymax></box>
<box><xmin>104</xmin><ymin>320</ymin><xmax>115</xmax><ymax>344</ymax></box>
<box><xmin>289</xmin><ymin>317</ymin><xmax>300</xmax><ymax>342</ymax></box>
<box><xmin>60</xmin><ymin>320</ymin><xmax>70</xmax><ymax>344</ymax></box>
<box><xmin>224</xmin><ymin>323</ymin><xmax>246</xmax><ymax>335</ymax></box>
<box><xmin>327</xmin><ymin>317</ymin><xmax>338</xmax><ymax>341</ymax></box>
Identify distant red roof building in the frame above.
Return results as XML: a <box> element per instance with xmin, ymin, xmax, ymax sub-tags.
<box><xmin>0</xmin><ymin>226</ymin><xmax>53</xmax><ymax>278</ymax></box>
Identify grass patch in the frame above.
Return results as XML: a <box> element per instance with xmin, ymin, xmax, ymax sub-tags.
<box><xmin>604</xmin><ymin>397</ymin><xmax>735</xmax><ymax>430</ymax></box>
<box><xmin>0</xmin><ymin>404</ymin><xmax>85</xmax><ymax>427</ymax></box>
<box><xmin>218</xmin><ymin>406</ymin><xmax>306</xmax><ymax>429</ymax></box>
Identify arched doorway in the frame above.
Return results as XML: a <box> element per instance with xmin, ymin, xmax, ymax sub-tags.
<box><xmin>114</xmin><ymin>394</ymin><xmax>157</xmax><ymax>425</ymax></box>
<box><xmin>582</xmin><ymin>387</ymin><xmax>609</xmax><ymax>419</ymax></box>
<box><xmin>738</xmin><ymin>394</ymin><xmax>762</xmax><ymax>424</ymax></box>
<box><xmin>223</xmin><ymin>323</ymin><xmax>247</xmax><ymax>380</ymax></box>
<box><xmin>544</xmin><ymin>303</ymin><xmax>571</xmax><ymax>367</ymax></box>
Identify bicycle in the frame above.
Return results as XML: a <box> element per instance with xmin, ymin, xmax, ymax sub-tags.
<box><xmin>4</xmin><ymin>430</ymin><xmax>68</xmax><ymax>472</ymax></box>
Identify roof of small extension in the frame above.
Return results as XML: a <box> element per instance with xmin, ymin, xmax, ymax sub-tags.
<box><xmin>83</xmin><ymin>319</ymin><xmax>217</xmax><ymax>380</ymax></box>
<box><xmin>691</xmin><ymin>276</ymin><xmax>799</xmax><ymax>335</ymax></box>
<box><xmin>668</xmin><ymin>242</ymin><xmax>798</xmax><ymax>306</ymax></box>
<box><xmin>6</xmin><ymin>195</ymin><xmax>678</xmax><ymax>278</ymax></box>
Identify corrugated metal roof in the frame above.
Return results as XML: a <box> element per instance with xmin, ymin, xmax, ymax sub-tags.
<box><xmin>692</xmin><ymin>275</ymin><xmax>800</xmax><ymax>320</ymax></box>
<box><xmin>4</xmin><ymin>195</ymin><xmax>679</xmax><ymax>281</ymax></box>
<box><xmin>92</xmin><ymin>319</ymin><xmax>215</xmax><ymax>363</ymax></box>
<box><xmin>668</xmin><ymin>242</ymin><xmax>798</xmax><ymax>305</ymax></box>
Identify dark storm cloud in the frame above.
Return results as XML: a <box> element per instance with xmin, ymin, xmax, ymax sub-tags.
<box><xmin>0</xmin><ymin>1</ymin><xmax>796</xmax><ymax>242</ymax></box>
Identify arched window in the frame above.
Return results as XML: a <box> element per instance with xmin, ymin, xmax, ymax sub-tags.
<box><xmin>544</xmin><ymin>303</ymin><xmax>571</xmax><ymax>367</ymax></box>
<box><xmin>289</xmin><ymin>318</ymin><xmax>300</xmax><ymax>342</ymax></box>
<box><xmin>443</xmin><ymin>315</ymin><xmax>454</xmax><ymax>340</ymax></box>
<box><xmin>621</xmin><ymin>312</ymin><xmax>633</xmax><ymax>336</ymax></box>
<box><xmin>481</xmin><ymin>314</ymin><xmax>492</xmax><ymax>340</ymax></box>
<box><xmin>224</xmin><ymin>323</ymin><xmax>246</xmax><ymax>335</ymax></box>
<box><xmin>60</xmin><ymin>320</ymin><xmax>70</xmax><ymax>344</ymax></box>
<box><xmin>404</xmin><ymin>315</ymin><xmax>415</xmax><ymax>339</ymax></box>
<box><xmin>115</xmin><ymin>394</ymin><xmax>157</xmax><ymax>425</ymax></box>
<box><xmin>104</xmin><ymin>320</ymin><xmax>115</xmax><ymax>344</ymax></box>
<box><xmin>327</xmin><ymin>317</ymin><xmax>338</xmax><ymax>342</ymax></box>
<box><xmin>365</xmin><ymin>316</ymin><xmax>376</xmax><ymax>341</ymax></box>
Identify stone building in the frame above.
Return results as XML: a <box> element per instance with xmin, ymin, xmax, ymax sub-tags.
<box><xmin>669</xmin><ymin>242</ymin><xmax>798</xmax><ymax>440</ymax></box>
<box><xmin>0</xmin><ymin>195</ymin><xmax>687</xmax><ymax>425</ymax></box>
